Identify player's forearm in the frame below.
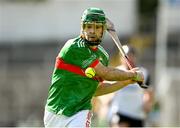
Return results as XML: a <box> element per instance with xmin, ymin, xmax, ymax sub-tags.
<box><xmin>94</xmin><ymin>80</ymin><xmax>135</xmax><ymax>97</ymax></box>
<box><xmin>95</xmin><ymin>65</ymin><xmax>136</xmax><ymax>81</ymax></box>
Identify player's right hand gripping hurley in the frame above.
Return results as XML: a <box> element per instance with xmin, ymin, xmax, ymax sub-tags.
<box><xmin>133</xmin><ymin>69</ymin><xmax>149</xmax><ymax>89</ymax></box>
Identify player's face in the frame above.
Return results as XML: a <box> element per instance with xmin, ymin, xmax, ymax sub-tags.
<box><xmin>83</xmin><ymin>22</ymin><xmax>104</xmax><ymax>42</ymax></box>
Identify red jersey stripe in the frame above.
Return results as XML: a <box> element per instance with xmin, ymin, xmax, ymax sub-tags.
<box><xmin>55</xmin><ymin>57</ymin><xmax>100</xmax><ymax>77</ymax></box>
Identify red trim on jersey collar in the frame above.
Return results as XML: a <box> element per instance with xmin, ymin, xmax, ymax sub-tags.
<box><xmin>90</xmin><ymin>47</ymin><xmax>98</xmax><ymax>51</ymax></box>
<box><xmin>55</xmin><ymin>57</ymin><xmax>103</xmax><ymax>82</ymax></box>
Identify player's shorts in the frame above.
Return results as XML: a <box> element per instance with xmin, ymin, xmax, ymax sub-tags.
<box><xmin>44</xmin><ymin>109</ymin><xmax>93</xmax><ymax>127</ymax></box>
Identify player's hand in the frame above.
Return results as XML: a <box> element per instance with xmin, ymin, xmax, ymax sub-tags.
<box><xmin>131</xmin><ymin>68</ymin><xmax>144</xmax><ymax>83</ymax></box>
<box><xmin>131</xmin><ymin>68</ymin><xmax>149</xmax><ymax>89</ymax></box>
<box><xmin>106</xmin><ymin>18</ymin><xmax>115</xmax><ymax>31</ymax></box>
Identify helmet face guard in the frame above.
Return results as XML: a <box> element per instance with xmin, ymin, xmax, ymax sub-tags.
<box><xmin>81</xmin><ymin>8</ymin><xmax>107</xmax><ymax>46</ymax></box>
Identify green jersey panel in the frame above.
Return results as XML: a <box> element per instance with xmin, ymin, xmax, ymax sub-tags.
<box><xmin>46</xmin><ymin>70</ymin><xmax>99</xmax><ymax>116</ymax></box>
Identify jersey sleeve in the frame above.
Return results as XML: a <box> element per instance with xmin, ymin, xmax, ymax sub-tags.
<box><xmin>97</xmin><ymin>45</ymin><xmax>109</xmax><ymax>66</ymax></box>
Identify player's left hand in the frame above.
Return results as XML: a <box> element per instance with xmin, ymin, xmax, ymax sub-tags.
<box><xmin>132</xmin><ymin>68</ymin><xmax>144</xmax><ymax>83</ymax></box>
<box><xmin>131</xmin><ymin>68</ymin><xmax>150</xmax><ymax>89</ymax></box>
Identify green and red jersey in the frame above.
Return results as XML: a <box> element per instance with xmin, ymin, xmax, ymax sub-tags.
<box><xmin>46</xmin><ymin>36</ymin><xmax>109</xmax><ymax>117</ymax></box>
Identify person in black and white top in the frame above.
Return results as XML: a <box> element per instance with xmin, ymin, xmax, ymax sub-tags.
<box><xmin>107</xmin><ymin>45</ymin><xmax>154</xmax><ymax>127</ymax></box>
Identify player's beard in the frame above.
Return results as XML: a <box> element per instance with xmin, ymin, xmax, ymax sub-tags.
<box><xmin>82</xmin><ymin>31</ymin><xmax>102</xmax><ymax>46</ymax></box>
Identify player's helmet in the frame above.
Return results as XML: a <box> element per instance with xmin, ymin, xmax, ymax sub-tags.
<box><xmin>81</xmin><ymin>7</ymin><xmax>107</xmax><ymax>46</ymax></box>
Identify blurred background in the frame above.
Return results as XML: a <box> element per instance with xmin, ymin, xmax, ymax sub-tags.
<box><xmin>0</xmin><ymin>0</ymin><xmax>180</xmax><ymax>127</ymax></box>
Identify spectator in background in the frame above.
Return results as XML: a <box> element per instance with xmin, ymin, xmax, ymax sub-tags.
<box><xmin>107</xmin><ymin>45</ymin><xmax>154</xmax><ymax>127</ymax></box>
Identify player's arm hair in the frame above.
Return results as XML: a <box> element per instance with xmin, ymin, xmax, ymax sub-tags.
<box><xmin>94</xmin><ymin>62</ymin><xmax>136</xmax><ymax>81</ymax></box>
<box><xmin>94</xmin><ymin>80</ymin><xmax>135</xmax><ymax>97</ymax></box>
